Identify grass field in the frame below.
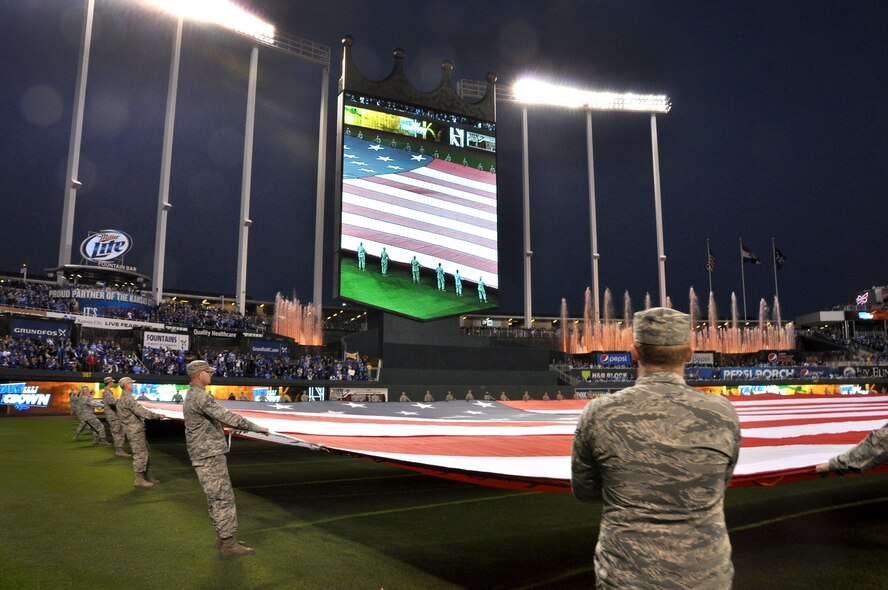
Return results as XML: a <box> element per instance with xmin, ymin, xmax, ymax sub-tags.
<box><xmin>339</xmin><ymin>256</ymin><xmax>498</xmax><ymax>320</ymax></box>
<box><xmin>2</xmin><ymin>417</ymin><xmax>888</xmax><ymax>589</ymax></box>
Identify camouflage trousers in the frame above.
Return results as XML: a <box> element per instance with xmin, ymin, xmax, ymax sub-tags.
<box><xmin>193</xmin><ymin>454</ymin><xmax>237</xmax><ymax>539</ymax></box>
<box><xmin>106</xmin><ymin>414</ymin><xmax>127</xmax><ymax>452</ymax></box>
<box><xmin>76</xmin><ymin>417</ymin><xmax>107</xmax><ymax>442</ymax></box>
<box><xmin>124</xmin><ymin>427</ymin><xmax>151</xmax><ymax>473</ymax></box>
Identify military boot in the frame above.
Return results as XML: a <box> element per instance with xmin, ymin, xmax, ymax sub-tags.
<box><xmin>146</xmin><ymin>472</ymin><xmax>161</xmax><ymax>484</ymax></box>
<box><xmin>134</xmin><ymin>473</ymin><xmax>155</xmax><ymax>488</ymax></box>
<box><xmin>219</xmin><ymin>538</ymin><xmax>255</xmax><ymax>557</ymax></box>
<box><xmin>115</xmin><ymin>449</ymin><xmax>132</xmax><ymax>458</ymax></box>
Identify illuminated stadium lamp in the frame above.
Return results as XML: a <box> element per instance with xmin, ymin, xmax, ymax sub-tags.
<box><xmin>145</xmin><ymin>0</ymin><xmax>275</xmax><ymax>44</ymax></box>
<box><xmin>514</xmin><ymin>77</ymin><xmax>672</xmax><ymax>312</ymax></box>
<box><xmin>512</xmin><ymin>79</ymin><xmax>671</xmax><ymax>114</ymax></box>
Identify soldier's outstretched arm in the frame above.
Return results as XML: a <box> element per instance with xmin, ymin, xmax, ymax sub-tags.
<box><xmin>828</xmin><ymin>422</ymin><xmax>888</xmax><ymax>475</ymax></box>
<box><xmin>571</xmin><ymin>404</ymin><xmax>603</xmax><ymax>502</ymax></box>
<box><xmin>200</xmin><ymin>395</ymin><xmax>268</xmax><ymax>434</ymax></box>
<box><xmin>724</xmin><ymin>412</ymin><xmax>742</xmax><ymax>486</ymax></box>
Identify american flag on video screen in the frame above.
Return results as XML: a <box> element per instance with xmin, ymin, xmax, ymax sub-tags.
<box><xmin>144</xmin><ymin>394</ymin><xmax>888</xmax><ymax>492</ymax></box>
<box><xmin>340</xmin><ymin>134</ymin><xmax>498</xmax><ymax>288</ymax></box>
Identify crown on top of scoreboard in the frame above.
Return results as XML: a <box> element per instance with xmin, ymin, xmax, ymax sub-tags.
<box><xmin>340</xmin><ymin>36</ymin><xmax>496</xmax><ymax>121</ymax></box>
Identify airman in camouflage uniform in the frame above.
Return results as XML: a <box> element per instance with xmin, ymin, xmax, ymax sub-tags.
<box><xmin>571</xmin><ymin>307</ymin><xmax>741</xmax><ymax>589</ymax></box>
<box><xmin>74</xmin><ymin>386</ymin><xmax>108</xmax><ymax>445</ymax></box>
<box><xmin>183</xmin><ymin>360</ymin><xmax>269</xmax><ymax>557</ymax></box>
<box><xmin>116</xmin><ymin>376</ymin><xmax>164</xmax><ymax>488</ymax></box>
<box><xmin>101</xmin><ymin>376</ymin><xmax>131</xmax><ymax>458</ymax></box>
<box><xmin>816</xmin><ymin>422</ymin><xmax>888</xmax><ymax>475</ymax></box>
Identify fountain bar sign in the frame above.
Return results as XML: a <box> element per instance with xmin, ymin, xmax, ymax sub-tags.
<box><xmin>79</xmin><ymin>229</ymin><xmax>136</xmax><ymax>271</ymax></box>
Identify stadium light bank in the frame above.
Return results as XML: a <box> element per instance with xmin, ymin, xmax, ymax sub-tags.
<box><xmin>462</xmin><ymin>77</ymin><xmax>672</xmax><ymax>327</ymax></box>
<box><xmin>136</xmin><ymin>1</ymin><xmax>330</xmax><ymax>313</ymax></box>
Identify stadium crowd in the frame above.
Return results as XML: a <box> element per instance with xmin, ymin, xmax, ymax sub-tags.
<box><xmin>0</xmin><ymin>280</ymin><xmax>266</xmax><ymax>331</ymax></box>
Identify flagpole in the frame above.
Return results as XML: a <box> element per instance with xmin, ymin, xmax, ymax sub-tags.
<box><xmin>771</xmin><ymin>237</ymin><xmax>780</xmax><ymax>300</ymax></box>
<box><xmin>739</xmin><ymin>236</ymin><xmax>747</xmax><ymax>321</ymax></box>
<box><xmin>706</xmin><ymin>238</ymin><xmax>713</xmax><ymax>294</ymax></box>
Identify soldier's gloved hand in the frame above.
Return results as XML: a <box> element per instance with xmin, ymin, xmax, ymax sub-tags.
<box><xmin>257</xmin><ymin>427</ymin><xmax>270</xmax><ymax>435</ymax></box>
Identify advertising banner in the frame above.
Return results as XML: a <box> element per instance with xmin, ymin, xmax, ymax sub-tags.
<box><xmin>249</xmin><ymin>340</ymin><xmax>290</xmax><ymax>357</ymax></box>
<box><xmin>690</xmin><ymin>352</ymin><xmax>715</xmax><ymax>365</ymax></box>
<box><xmin>720</xmin><ymin>367</ymin><xmax>800</xmax><ymax>380</ymax></box>
<box><xmin>839</xmin><ymin>366</ymin><xmax>888</xmax><ymax>379</ymax></box>
<box><xmin>575</xmin><ymin>368</ymin><xmax>635</xmax><ymax>382</ymax></box>
<box><xmin>595</xmin><ymin>352</ymin><xmax>632</xmax><ymax>366</ymax></box>
<box><xmin>47</xmin><ymin>288</ymin><xmax>154</xmax><ymax>315</ymax></box>
<box><xmin>191</xmin><ymin>328</ymin><xmax>238</xmax><ymax>339</ymax></box>
<box><xmin>143</xmin><ymin>331</ymin><xmax>190</xmax><ymax>351</ymax></box>
<box><xmin>8</xmin><ymin>317</ymin><xmax>73</xmax><ymax>341</ymax></box>
<box><xmin>47</xmin><ymin>311</ymin><xmax>163</xmax><ymax>331</ymax></box>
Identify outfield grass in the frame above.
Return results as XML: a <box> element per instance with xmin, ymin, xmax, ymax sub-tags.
<box><xmin>339</xmin><ymin>257</ymin><xmax>498</xmax><ymax>320</ymax></box>
<box><xmin>2</xmin><ymin>417</ymin><xmax>887</xmax><ymax>589</ymax></box>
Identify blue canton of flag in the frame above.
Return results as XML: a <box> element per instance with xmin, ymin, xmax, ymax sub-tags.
<box><xmin>342</xmin><ymin>135</ymin><xmax>431</xmax><ymax>179</ymax></box>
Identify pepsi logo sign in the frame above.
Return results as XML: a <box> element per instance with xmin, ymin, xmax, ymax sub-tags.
<box><xmin>767</xmin><ymin>352</ymin><xmax>778</xmax><ymax>363</ymax></box>
<box><xmin>80</xmin><ymin>230</ymin><xmax>132</xmax><ymax>262</ymax></box>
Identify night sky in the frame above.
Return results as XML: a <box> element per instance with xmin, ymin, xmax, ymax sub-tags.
<box><xmin>2</xmin><ymin>0</ymin><xmax>886</xmax><ymax>320</ymax></box>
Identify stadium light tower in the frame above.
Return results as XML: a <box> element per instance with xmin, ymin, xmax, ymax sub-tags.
<box><xmin>144</xmin><ymin>0</ymin><xmax>274</xmax><ymax>314</ymax></box>
<box><xmin>57</xmin><ymin>0</ymin><xmax>96</xmax><ymax>280</ymax></box>
<box><xmin>142</xmin><ymin>1</ymin><xmax>330</xmax><ymax>314</ymax></box>
<box><xmin>512</xmin><ymin>78</ymin><xmax>672</xmax><ymax>317</ymax></box>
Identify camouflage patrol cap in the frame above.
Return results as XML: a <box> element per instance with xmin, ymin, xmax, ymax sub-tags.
<box><xmin>633</xmin><ymin>307</ymin><xmax>690</xmax><ymax>345</ymax></box>
<box><xmin>186</xmin><ymin>360</ymin><xmax>216</xmax><ymax>376</ymax></box>
<box><xmin>119</xmin><ymin>377</ymin><xmax>135</xmax><ymax>388</ymax></box>
<box><xmin>103</xmin><ymin>376</ymin><xmax>114</xmax><ymax>384</ymax></box>
<box><xmin>79</xmin><ymin>385</ymin><xmax>89</xmax><ymax>392</ymax></box>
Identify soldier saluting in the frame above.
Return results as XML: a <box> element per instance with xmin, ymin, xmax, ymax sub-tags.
<box><xmin>183</xmin><ymin>360</ymin><xmax>269</xmax><ymax>557</ymax></box>
<box><xmin>571</xmin><ymin>307</ymin><xmax>741</xmax><ymax>589</ymax></box>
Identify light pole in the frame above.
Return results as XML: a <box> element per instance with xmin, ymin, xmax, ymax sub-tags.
<box><xmin>511</xmin><ymin>79</ymin><xmax>672</xmax><ymax>316</ymax></box>
<box><xmin>57</xmin><ymin>0</ymin><xmax>95</xmax><ymax>277</ymax></box>
<box><xmin>152</xmin><ymin>15</ymin><xmax>183</xmax><ymax>303</ymax></box>
<box><xmin>143</xmin><ymin>1</ymin><xmax>330</xmax><ymax>312</ymax></box>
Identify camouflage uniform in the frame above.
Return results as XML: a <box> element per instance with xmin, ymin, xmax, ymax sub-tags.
<box><xmin>102</xmin><ymin>385</ymin><xmax>128</xmax><ymax>454</ymax></box>
<box><xmin>828</xmin><ymin>422</ymin><xmax>888</xmax><ymax>474</ymax></box>
<box><xmin>183</xmin><ymin>383</ymin><xmax>266</xmax><ymax>540</ymax></box>
<box><xmin>74</xmin><ymin>390</ymin><xmax>107</xmax><ymax>444</ymax></box>
<box><xmin>116</xmin><ymin>389</ymin><xmax>163</xmax><ymax>473</ymax></box>
<box><xmin>572</xmin><ymin>372</ymin><xmax>741</xmax><ymax>589</ymax></box>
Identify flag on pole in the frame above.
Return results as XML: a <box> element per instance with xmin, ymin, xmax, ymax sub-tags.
<box><xmin>857</xmin><ymin>292</ymin><xmax>869</xmax><ymax>306</ymax></box>
<box><xmin>741</xmin><ymin>244</ymin><xmax>761</xmax><ymax>265</ymax></box>
<box><xmin>774</xmin><ymin>248</ymin><xmax>786</xmax><ymax>269</ymax></box>
<box><xmin>706</xmin><ymin>248</ymin><xmax>716</xmax><ymax>272</ymax></box>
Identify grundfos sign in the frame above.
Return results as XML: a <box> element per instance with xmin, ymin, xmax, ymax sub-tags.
<box><xmin>80</xmin><ymin>229</ymin><xmax>133</xmax><ymax>263</ymax></box>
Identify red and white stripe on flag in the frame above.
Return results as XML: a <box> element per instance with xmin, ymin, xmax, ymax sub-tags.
<box><xmin>143</xmin><ymin>394</ymin><xmax>888</xmax><ymax>493</ymax></box>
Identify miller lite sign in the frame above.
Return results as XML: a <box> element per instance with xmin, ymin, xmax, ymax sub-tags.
<box><xmin>80</xmin><ymin>229</ymin><xmax>133</xmax><ymax>263</ymax></box>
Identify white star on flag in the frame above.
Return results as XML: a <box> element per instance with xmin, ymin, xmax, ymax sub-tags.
<box><xmin>368</xmin><ymin>144</ymin><xmax>384</xmax><ymax>151</ymax></box>
<box><xmin>464</xmin><ymin>410</ymin><xmax>484</xmax><ymax>415</ymax></box>
<box><xmin>387</xmin><ymin>165</ymin><xmax>402</xmax><ymax>170</ymax></box>
<box><xmin>397</xmin><ymin>411</ymin><xmax>419</xmax><ymax>416</ymax></box>
<box><xmin>344</xmin><ymin>153</ymin><xmax>356</xmax><ymax>159</ymax></box>
<box><xmin>377</xmin><ymin>156</ymin><xmax>392</xmax><ymax>162</ymax></box>
<box><xmin>410</xmin><ymin>154</ymin><xmax>426</xmax><ymax>161</ymax></box>
<box><xmin>413</xmin><ymin>403</ymin><xmax>435</xmax><ymax>409</ymax></box>
<box><xmin>354</xmin><ymin>161</ymin><xmax>366</xmax><ymax>166</ymax></box>
<box><xmin>359</xmin><ymin>168</ymin><xmax>375</xmax><ymax>173</ymax></box>
<box><xmin>271</xmin><ymin>404</ymin><xmax>292</xmax><ymax>410</ymax></box>
<box><xmin>343</xmin><ymin>402</ymin><xmax>366</xmax><ymax>408</ymax></box>
<box><xmin>473</xmin><ymin>401</ymin><xmax>495</xmax><ymax>408</ymax></box>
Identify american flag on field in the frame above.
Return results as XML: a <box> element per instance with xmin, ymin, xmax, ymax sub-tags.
<box><xmin>340</xmin><ymin>134</ymin><xmax>498</xmax><ymax>288</ymax></box>
<box><xmin>143</xmin><ymin>394</ymin><xmax>888</xmax><ymax>493</ymax></box>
